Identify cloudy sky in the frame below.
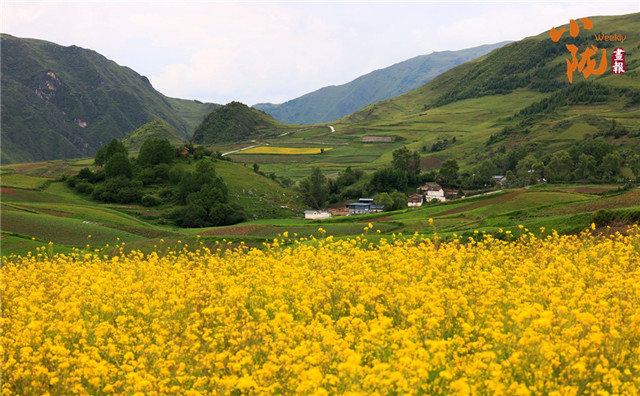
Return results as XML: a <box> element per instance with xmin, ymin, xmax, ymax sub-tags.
<box><xmin>2</xmin><ymin>1</ymin><xmax>638</xmax><ymax>105</ymax></box>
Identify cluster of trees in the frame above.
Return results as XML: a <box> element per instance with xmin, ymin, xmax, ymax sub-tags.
<box><xmin>370</xmin><ymin>147</ymin><xmax>426</xmax><ymax>192</ymax></box>
<box><xmin>297</xmin><ymin>165</ymin><xmax>411</xmax><ymax>212</ymax></box>
<box><xmin>464</xmin><ymin>138</ymin><xmax>638</xmax><ymax>188</ymax></box>
<box><xmin>296</xmin><ymin>137</ymin><xmax>638</xmax><ymax>214</ymax></box>
<box><xmin>427</xmin><ymin>137</ymin><xmax>456</xmax><ymax>153</ymax></box>
<box><xmin>517</xmin><ymin>81</ymin><xmax>611</xmax><ymax>118</ymax></box>
<box><xmin>66</xmin><ymin>138</ymin><xmax>245</xmax><ymax>228</ymax></box>
<box><xmin>169</xmin><ymin>160</ymin><xmax>246</xmax><ymax>228</ymax></box>
<box><xmin>434</xmin><ymin>35</ymin><xmax>589</xmax><ymax>107</ymax></box>
<box><xmin>298</xmin><ymin>148</ymin><xmax>432</xmax><ymax>212</ymax></box>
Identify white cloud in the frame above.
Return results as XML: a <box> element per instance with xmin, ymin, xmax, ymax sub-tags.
<box><xmin>2</xmin><ymin>1</ymin><xmax>638</xmax><ymax>105</ymax></box>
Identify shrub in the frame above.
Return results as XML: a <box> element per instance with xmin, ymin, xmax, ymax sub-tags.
<box><xmin>75</xmin><ymin>182</ymin><xmax>94</xmax><ymax>195</ymax></box>
<box><xmin>141</xmin><ymin>195</ymin><xmax>162</xmax><ymax>207</ymax></box>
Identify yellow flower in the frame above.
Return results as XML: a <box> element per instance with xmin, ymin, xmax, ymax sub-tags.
<box><xmin>2</xmin><ymin>224</ymin><xmax>639</xmax><ymax>394</ymax></box>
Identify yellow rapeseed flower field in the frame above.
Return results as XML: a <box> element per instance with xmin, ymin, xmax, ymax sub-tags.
<box><xmin>236</xmin><ymin>147</ymin><xmax>332</xmax><ymax>155</ymax></box>
<box><xmin>2</xmin><ymin>226</ymin><xmax>640</xmax><ymax>395</ymax></box>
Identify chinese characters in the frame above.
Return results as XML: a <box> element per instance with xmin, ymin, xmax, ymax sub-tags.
<box><xmin>549</xmin><ymin>17</ymin><xmax>607</xmax><ymax>83</ymax></box>
<box><xmin>611</xmin><ymin>47</ymin><xmax>626</xmax><ymax>75</ymax></box>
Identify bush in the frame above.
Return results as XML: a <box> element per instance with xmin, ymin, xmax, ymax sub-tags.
<box><xmin>176</xmin><ymin>205</ymin><xmax>209</xmax><ymax>228</ymax></box>
<box><xmin>91</xmin><ymin>186</ymin><xmax>106</xmax><ymax>201</ymax></box>
<box><xmin>138</xmin><ymin>168</ymin><xmax>157</xmax><ymax>185</ymax></box>
<box><xmin>154</xmin><ymin>164</ymin><xmax>170</xmax><ymax>181</ymax></box>
<box><xmin>116</xmin><ymin>187</ymin><xmax>142</xmax><ymax>204</ymax></box>
<box><xmin>77</xmin><ymin>168</ymin><xmax>94</xmax><ymax>180</ymax></box>
<box><xmin>141</xmin><ymin>195</ymin><xmax>162</xmax><ymax>207</ymax></box>
<box><xmin>105</xmin><ymin>152</ymin><xmax>133</xmax><ymax>179</ymax></box>
<box><xmin>138</xmin><ymin>138</ymin><xmax>175</xmax><ymax>167</ymax></box>
<box><xmin>158</xmin><ymin>187</ymin><xmax>175</xmax><ymax>200</ymax></box>
<box><xmin>75</xmin><ymin>182</ymin><xmax>94</xmax><ymax>195</ymax></box>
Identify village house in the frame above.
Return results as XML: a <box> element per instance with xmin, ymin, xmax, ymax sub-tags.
<box><xmin>304</xmin><ymin>210</ymin><xmax>332</xmax><ymax>220</ymax></box>
<box><xmin>419</xmin><ymin>182</ymin><xmax>446</xmax><ymax>202</ymax></box>
<box><xmin>346</xmin><ymin>198</ymin><xmax>384</xmax><ymax>215</ymax></box>
<box><xmin>443</xmin><ymin>188</ymin><xmax>459</xmax><ymax>200</ymax></box>
<box><xmin>492</xmin><ymin>175</ymin><xmax>507</xmax><ymax>187</ymax></box>
<box><xmin>407</xmin><ymin>194</ymin><xmax>424</xmax><ymax>207</ymax></box>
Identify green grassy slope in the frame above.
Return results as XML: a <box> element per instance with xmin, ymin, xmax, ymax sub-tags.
<box><xmin>223</xmin><ymin>13</ymin><xmax>639</xmax><ymax>179</ymax></box>
<box><xmin>0</xmin><ymin>157</ymin><xmax>304</xmax><ymax>256</ymax></box>
<box><xmin>0</xmin><ymin>34</ymin><xmax>217</xmax><ymax>164</ymax></box>
<box><xmin>122</xmin><ymin>120</ymin><xmax>186</xmax><ymax>151</ymax></box>
<box><xmin>2</xmin><ymin>157</ymin><xmax>638</xmax><ymax>258</ymax></box>
<box><xmin>192</xmin><ymin>102</ymin><xmax>308</xmax><ymax>144</ymax></box>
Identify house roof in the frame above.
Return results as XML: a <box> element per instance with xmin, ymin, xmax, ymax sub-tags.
<box><xmin>422</xmin><ymin>182</ymin><xmax>443</xmax><ymax>191</ymax></box>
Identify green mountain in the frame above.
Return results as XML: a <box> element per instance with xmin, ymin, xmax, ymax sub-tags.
<box><xmin>345</xmin><ymin>13</ymin><xmax>639</xmax><ymax>123</ymax></box>
<box><xmin>122</xmin><ymin>120</ymin><xmax>186</xmax><ymax>151</ymax></box>
<box><xmin>253</xmin><ymin>42</ymin><xmax>510</xmax><ymax>125</ymax></box>
<box><xmin>336</xmin><ymin>13</ymin><xmax>640</xmax><ymax>160</ymax></box>
<box><xmin>0</xmin><ymin>34</ymin><xmax>217</xmax><ymax>164</ymax></box>
<box><xmin>225</xmin><ymin>13</ymin><xmax>639</xmax><ymax>182</ymax></box>
<box><xmin>192</xmin><ymin>101</ymin><xmax>299</xmax><ymax>145</ymax></box>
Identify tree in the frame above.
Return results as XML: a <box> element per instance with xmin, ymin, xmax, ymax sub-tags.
<box><xmin>438</xmin><ymin>159</ymin><xmax>459</xmax><ymax>187</ymax></box>
<box><xmin>377</xmin><ymin>192</ymin><xmax>394</xmax><ymax>211</ymax></box>
<box><xmin>336</xmin><ymin>166</ymin><xmax>356</xmax><ymax>188</ymax></box>
<box><xmin>95</xmin><ymin>139</ymin><xmax>127</xmax><ymax>167</ymax></box>
<box><xmin>299</xmin><ymin>167</ymin><xmax>329</xmax><ymax>209</ymax></box>
<box><xmin>576</xmin><ymin>153</ymin><xmax>597</xmax><ymax>181</ymax></box>
<box><xmin>370</xmin><ymin>167</ymin><xmax>408</xmax><ymax>193</ymax></box>
<box><xmin>473</xmin><ymin>160</ymin><xmax>498</xmax><ymax>188</ymax></box>
<box><xmin>392</xmin><ymin>147</ymin><xmax>421</xmax><ymax>174</ymax></box>
<box><xmin>104</xmin><ymin>152</ymin><xmax>133</xmax><ymax>179</ymax></box>
<box><xmin>137</xmin><ymin>138</ymin><xmax>175</xmax><ymax>167</ymax></box>
<box><xmin>602</xmin><ymin>152</ymin><xmax>622</xmax><ymax>181</ymax></box>
<box><xmin>547</xmin><ymin>151</ymin><xmax>573</xmax><ymax>182</ymax></box>
<box><xmin>505</xmin><ymin>170</ymin><xmax>517</xmax><ymax>187</ymax></box>
<box><xmin>515</xmin><ymin>155</ymin><xmax>539</xmax><ymax>185</ymax></box>
<box><xmin>628</xmin><ymin>154</ymin><xmax>640</xmax><ymax>178</ymax></box>
<box><xmin>569</xmin><ymin>138</ymin><xmax>615</xmax><ymax>165</ymax></box>
<box><xmin>389</xmin><ymin>190</ymin><xmax>408</xmax><ymax>211</ymax></box>
<box><xmin>194</xmin><ymin>159</ymin><xmax>217</xmax><ymax>186</ymax></box>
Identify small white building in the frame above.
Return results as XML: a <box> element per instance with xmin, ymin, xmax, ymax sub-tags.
<box><xmin>304</xmin><ymin>210</ymin><xmax>332</xmax><ymax>220</ymax></box>
<box><xmin>408</xmin><ymin>194</ymin><xmax>424</xmax><ymax>207</ymax></box>
<box><xmin>420</xmin><ymin>182</ymin><xmax>446</xmax><ymax>202</ymax></box>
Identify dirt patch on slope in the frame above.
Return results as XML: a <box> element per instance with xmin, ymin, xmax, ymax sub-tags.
<box><xmin>557</xmin><ymin>187</ymin><xmax>612</xmax><ymax>194</ymax></box>
<box><xmin>1</xmin><ymin>187</ymin><xmax>17</xmax><ymax>195</ymax></box>
<box><xmin>33</xmin><ymin>208</ymin><xmax>73</xmax><ymax>217</ymax></box>
<box><xmin>15</xmin><ymin>163</ymin><xmax>51</xmax><ymax>171</ymax></box>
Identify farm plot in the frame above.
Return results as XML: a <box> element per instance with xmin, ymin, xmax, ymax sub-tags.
<box><xmin>1</xmin><ymin>209</ymin><xmax>145</xmax><ymax>247</ymax></box>
<box><xmin>235</xmin><ymin>147</ymin><xmax>333</xmax><ymax>155</ymax></box>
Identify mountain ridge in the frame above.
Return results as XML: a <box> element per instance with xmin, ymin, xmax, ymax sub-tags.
<box><xmin>1</xmin><ymin>34</ymin><xmax>217</xmax><ymax>164</ymax></box>
<box><xmin>192</xmin><ymin>101</ymin><xmax>299</xmax><ymax>145</ymax></box>
<box><xmin>253</xmin><ymin>41</ymin><xmax>511</xmax><ymax>124</ymax></box>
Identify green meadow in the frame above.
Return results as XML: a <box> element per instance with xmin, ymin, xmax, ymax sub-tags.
<box><xmin>2</xmin><ymin>158</ymin><xmax>638</xmax><ymax>258</ymax></box>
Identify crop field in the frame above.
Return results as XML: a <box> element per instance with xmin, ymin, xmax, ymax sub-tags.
<box><xmin>1</xmin><ymin>208</ymin><xmax>146</xmax><ymax>247</ymax></box>
<box><xmin>234</xmin><ymin>147</ymin><xmax>333</xmax><ymax>155</ymax></box>
<box><xmin>2</xmin><ymin>225</ymin><xmax>640</xmax><ymax>394</ymax></box>
<box><xmin>0</xmin><ymin>173</ymin><xmax>51</xmax><ymax>190</ymax></box>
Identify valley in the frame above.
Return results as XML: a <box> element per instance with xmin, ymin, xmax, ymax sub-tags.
<box><xmin>2</xmin><ymin>13</ymin><xmax>639</xmax><ymax>258</ymax></box>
